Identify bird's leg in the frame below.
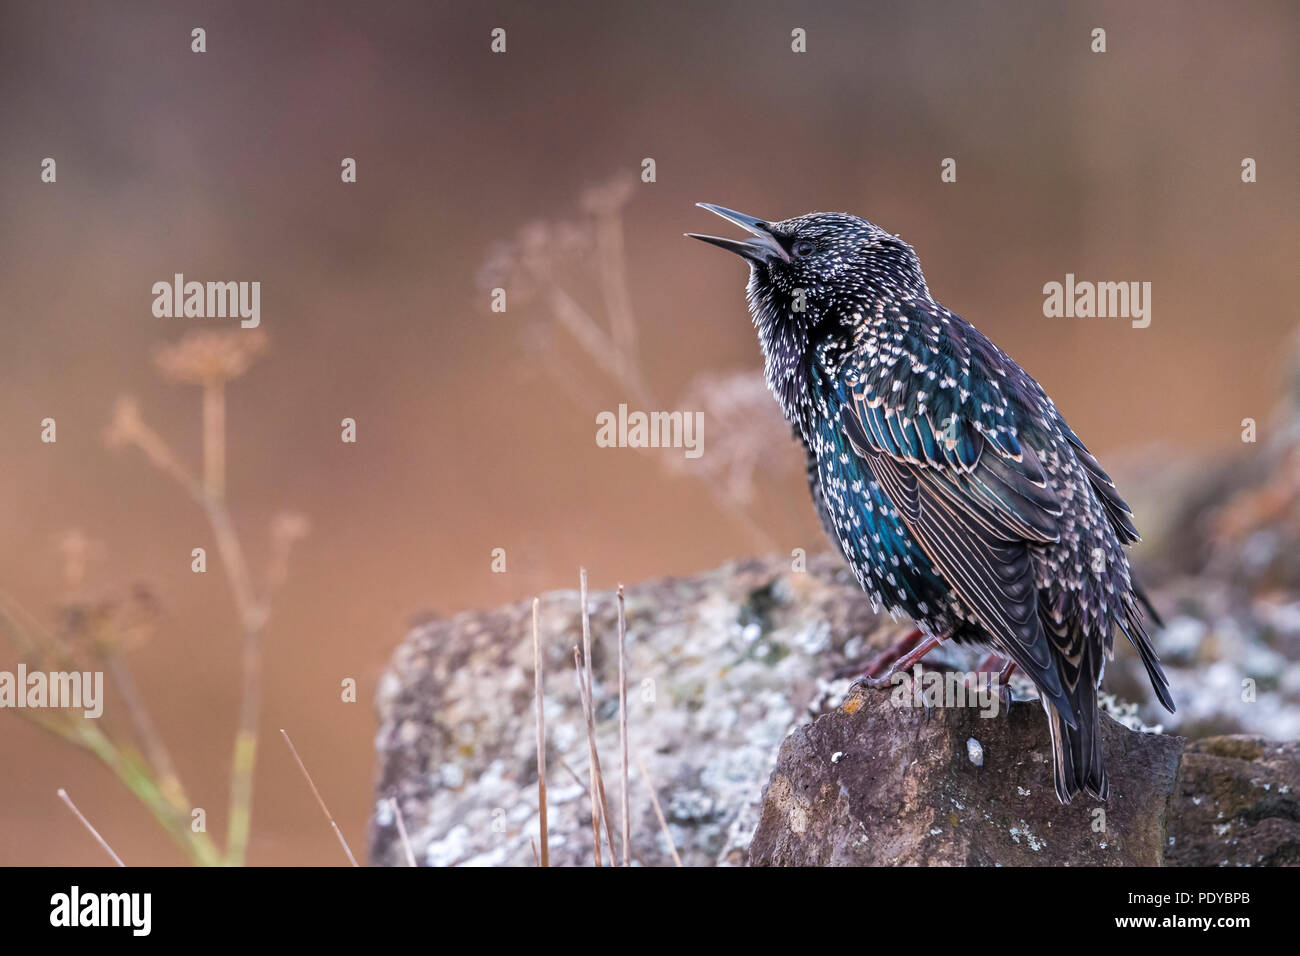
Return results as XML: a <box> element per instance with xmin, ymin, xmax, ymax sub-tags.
<box><xmin>967</xmin><ymin>655</ymin><xmax>1017</xmax><ymax>709</ymax></box>
<box><xmin>966</xmin><ymin>653</ymin><xmax>1001</xmax><ymax>692</ymax></box>
<box><xmin>862</xmin><ymin>627</ymin><xmax>923</xmax><ymax>679</ymax></box>
<box><xmin>860</xmin><ymin>630</ymin><xmax>944</xmax><ymax>688</ymax></box>
<box><xmin>994</xmin><ymin>658</ymin><xmax>1017</xmax><ymax>711</ymax></box>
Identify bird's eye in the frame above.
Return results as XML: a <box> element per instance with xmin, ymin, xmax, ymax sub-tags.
<box><xmin>792</xmin><ymin>239</ymin><xmax>816</xmax><ymax>257</ymax></box>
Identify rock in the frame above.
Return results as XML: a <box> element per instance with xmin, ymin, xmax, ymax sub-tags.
<box><xmin>370</xmin><ymin>553</ymin><xmax>893</xmax><ymax>867</ymax></box>
<box><xmin>1165</xmin><ymin>736</ymin><xmax>1300</xmax><ymax>866</ymax></box>
<box><xmin>748</xmin><ymin>685</ymin><xmax>1184</xmax><ymax>866</ymax></box>
<box><xmin>749</xmin><ymin>688</ymin><xmax>1300</xmax><ymax>866</ymax></box>
<box><xmin>371</xmin><ymin>551</ymin><xmax>1299</xmax><ymax>866</ymax></box>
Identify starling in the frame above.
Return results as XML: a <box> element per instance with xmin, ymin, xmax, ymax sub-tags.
<box><xmin>688</xmin><ymin>204</ymin><xmax>1174</xmax><ymax>803</ymax></box>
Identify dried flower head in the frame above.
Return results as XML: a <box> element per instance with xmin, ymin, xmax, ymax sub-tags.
<box><xmin>153</xmin><ymin>330</ymin><xmax>269</xmax><ymax>385</ymax></box>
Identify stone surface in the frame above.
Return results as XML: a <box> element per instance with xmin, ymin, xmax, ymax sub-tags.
<box><xmin>370</xmin><ymin>553</ymin><xmax>1299</xmax><ymax>867</ymax></box>
<box><xmin>748</xmin><ymin>685</ymin><xmax>1184</xmax><ymax>866</ymax></box>
<box><xmin>1166</xmin><ymin>736</ymin><xmax>1300</xmax><ymax>866</ymax></box>
<box><xmin>748</xmin><ymin>689</ymin><xmax>1300</xmax><ymax>867</ymax></box>
<box><xmin>370</xmin><ymin>553</ymin><xmax>892</xmax><ymax>867</ymax></box>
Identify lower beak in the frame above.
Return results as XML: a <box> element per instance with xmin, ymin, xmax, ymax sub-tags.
<box><xmin>686</xmin><ymin>203</ymin><xmax>790</xmax><ymax>264</ymax></box>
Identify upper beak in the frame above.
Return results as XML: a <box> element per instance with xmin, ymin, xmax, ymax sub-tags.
<box><xmin>686</xmin><ymin>203</ymin><xmax>790</xmax><ymax>264</ymax></box>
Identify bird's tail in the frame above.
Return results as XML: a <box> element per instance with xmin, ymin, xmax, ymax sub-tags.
<box><xmin>1041</xmin><ymin>632</ymin><xmax>1108</xmax><ymax>804</ymax></box>
<box><xmin>1043</xmin><ymin>693</ymin><xmax>1107</xmax><ymax>804</ymax></box>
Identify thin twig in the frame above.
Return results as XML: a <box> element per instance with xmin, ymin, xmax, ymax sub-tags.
<box><xmin>1</xmin><ymin>601</ymin><xmax>221</xmax><ymax>865</ymax></box>
<box><xmin>202</xmin><ymin>382</ymin><xmax>225</xmax><ymax>498</ymax></box>
<box><xmin>105</xmin><ymin>388</ymin><xmax>281</xmax><ymax>866</ymax></box>
<box><xmin>58</xmin><ymin>788</ymin><xmax>125</xmax><ymax>866</ymax></box>
<box><xmin>579</xmin><ymin>570</ymin><xmax>619</xmax><ymax>864</ymax></box>
<box><xmin>580</xmin><ymin>568</ymin><xmax>594</xmax><ymax>718</ymax></box>
<box><xmin>633</xmin><ymin>750</ymin><xmax>682</xmax><ymax>867</ymax></box>
<box><xmin>573</xmin><ymin>656</ymin><xmax>618</xmax><ymax>865</ymax></box>
<box><xmin>617</xmin><ymin>585</ymin><xmax>630</xmax><ymax>867</ymax></box>
<box><xmin>557</xmin><ymin>754</ymin><xmax>590</xmax><ymax>795</ymax></box>
<box><xmin>389</xmin><ymin>797</ymin><xmax>416</xmax><ymax>867</ymax></box>
<box><xmin>590</xmin><ymin>189</ymin><xmax>640</xmax><ymax>363</ymax></box>
<box><xmin>280</xmin><ymin>729</ymin><xmax>359</xmax><ymax>866</ymax></box>
<box><xmin>104</xmin><ymin>654</ymin><xmax>187</xmax><ymax>811</ymax></box>
<box><xmin>104</xmin><ymin>397</ymin><xmax>204</xmax><ymax>504</ymax></box>
<box><xmin>573</xmin><ymin>645</ymin><xmax>603</xmax><ymax>866</ymax></box>
<box><xmin>532</xmin><ymin>598</ymin><xmax>548</xmax><ymax>867</ymax></box>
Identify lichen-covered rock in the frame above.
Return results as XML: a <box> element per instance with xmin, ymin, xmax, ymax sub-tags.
<box><xmin>748</xmin><ymin>685</ymin><xmax>1185</xmax><ymax>866</ymax></box>
<box><xmin>371</xmin><ymin>550</ymin><xmax>1299</xmax><ymax>866</ymax></box>
<box><xmin>1165</xmin><ymin>736</ymin><xmax>1300</xmax><ymax>866</ymax></box>
<box><xmin>370</xmin><ymin>553</ymin><xmax>892</xmax><ymax>867</ymax></box>
<box><xmin>748</xmin><ymin>687</ymin><xmax>1300</xmax><ymax>867</ymax></box>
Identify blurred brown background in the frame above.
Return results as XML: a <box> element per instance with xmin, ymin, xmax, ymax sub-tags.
<box><xmin>1</xmin><ymin>0</ymin><xmax>1296</xmax><ymax>864</ymax></box>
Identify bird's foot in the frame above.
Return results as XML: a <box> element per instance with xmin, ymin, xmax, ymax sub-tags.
<box><xmin>966</xmin><ymin>655</ymin><xmax>1018</xmax><ymax>713</ymax></box>
<box><xmin>856</xmin><ymin>630</ymin><xmax>945</xmax><ymax>689</ymax></box>
<box><xmin>994</xmin><ymin>658</ymin><xmax>1017</xmax><ymax>712</ymax></box>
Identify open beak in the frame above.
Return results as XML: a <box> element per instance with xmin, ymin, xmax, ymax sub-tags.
<box><xmin>686</xmin><ymin>203</ymin><xmax>790</xmax><ymax>264</ymax></box>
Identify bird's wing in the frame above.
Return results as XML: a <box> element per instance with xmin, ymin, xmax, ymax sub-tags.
<box><xmin>1060</xmin><ymin>423</ymin><xmax>1140</xmax><ymax>544</ymax></box>
<box><xmin>840</xmin><ymin>316</ymin><xmax>1078</xmax><ymax>720</ymax></box>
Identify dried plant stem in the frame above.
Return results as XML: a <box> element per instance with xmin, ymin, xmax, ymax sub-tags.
<box><xmin>389</xmin><ymin>797</ymin><xmax>416</xmax><ymax>867</ymax></box>
<box><xmin>578</xmin><ymin>571</ymin><xmax>619</xmax><ymax>864</ymax></box>
<box><xmin>579</xmin><ymin>569</ymin><xmax>593</xmax><ymax>705</ymax></box>
<box><xmin>58</xmin><ymin>788</ymin><xmax>125</xmax><ymax>866</ymax></box>
<box><xmin>532</xmin><ymin>598</ymin><xmax>548</xmax><ymax>867</ymax></box>
<box><xmin>108</xmin><ymin>403</ymin><xmax>204</xmax><ymax>502</ymax></box>
<box><xmin>1</xmin><ymin>602</ymin><xmax>222</xmax><ymax>865</ymax></box>
<box><xmin>573</xmin><ymin>657</ymin><xmax>618</xmax><ymax>865</ymax></box>
<box><xmin>592</xmin><ymin>201</ymin><xmax>639</xmax><ymax>362</ymax></box>
<box><xmin>60</xmin><ymin>719</ymin><xmax>220</xmax><ymax>864</ymax></box>
<box><xmin>84</xmin><ymin>341</ymin><xmax>294</xmax><ymax>866</ymax></box>
<box><xmin>205</xmin><ymin>496</ymin><xmax>269</xmax><ymax>867</ymax></box>
<box><xmin>203</xmin><ymin>382</ymin><xmax>225</xmax><ymax>498</ymax></box>
<box><xmin>573</xmin><ymin>646</ymin><xmax>603</xmax><ymax>866</ymax></box>
<box><xmin>280</xmin><ymin>729</ymin><xmax>359</xmax><ymax>866</ymax></box>
<box><xmin>557</xmin><ymin>754</ymin><xmax>590</xmax><ymax>795</ymax></box>
<box><xmin>103</xmin><ymin>397</ymin><xmax>267</xmax><ymax>864</ymax></box>
<box><xmin>225</xmin><ymin>620</ymin><xmax>262</xmax><ymax>865</ymax></box>
<box><xmin>105</xmin><ymin>654</ymin><xmax>187</xmax><ymax>810</ymax></box>
<box><xmin>617</xmin><ymin>585</ymin><xmax>630</xmax><ymax>867</ymax></box>
<box><xmin>633</xmin><ymin>749</ymin><xmax>682</xmax><ymax>867</ymax></box>
<box><xmin>205</xmin><ymin>499</ymin><xmax>261</xmax><ymax>618</ymax></box>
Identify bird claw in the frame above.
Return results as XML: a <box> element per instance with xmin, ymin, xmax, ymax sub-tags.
<box><xmin>858</xmin><ymin>671</ymin><xmax>902</xmax><ymax>689</ymax></box>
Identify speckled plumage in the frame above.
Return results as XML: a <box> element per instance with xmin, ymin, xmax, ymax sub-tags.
<box><xmin>690</xmin><ymin>205</ymin><xmax>1174</xmax><ymax>803</ymax></box>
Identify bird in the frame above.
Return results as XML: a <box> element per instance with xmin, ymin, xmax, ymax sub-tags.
<box><xmin>687</xmin><ymin>203</ymin><xmax>1174</xmax><ymax>804</ymax></box>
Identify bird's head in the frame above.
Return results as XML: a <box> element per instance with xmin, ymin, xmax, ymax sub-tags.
<box><xmin>688</xmin><ymin>203</ymin><xmax>931</xmax><ymax>420</ymax></box>
<box><xmin>687</xmin><ymin>204</ymin><xmax>929</xmax><ymax>332</ymax></box>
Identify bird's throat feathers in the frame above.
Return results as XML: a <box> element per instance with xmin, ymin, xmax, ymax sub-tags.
<box><xmin>746</xmin><ymin>266</ymin><xmax>914</xmax><ymax>434</ymax></box>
